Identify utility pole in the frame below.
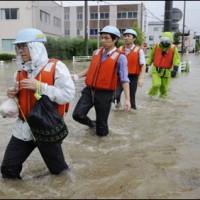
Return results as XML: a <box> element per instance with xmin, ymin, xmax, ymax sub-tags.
<box><xmin>181</xmin><ymin>0</ymin><xmax>186</xmax><ymax>56</ymax></box>
<box><xmin>84</xmin><ymin>0</ymin><xmax>88</xmax><ymax>56</ymax></box>
<box><xmin>164</xmin><ymin>0</ymin><xmax>173</xmax><ymax>31</ymax></box>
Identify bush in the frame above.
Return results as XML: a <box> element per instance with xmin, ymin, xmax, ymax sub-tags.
<box><xmin>45</xmin><ymin>36</ymin><xmax>135</xmax><ymax>60</ymax></box>
<box><xmin>46</xmin><ymin>36</ymin><xmax>99</xmax><ymax>60</ymax></box>
<box><xmin>0</xmin><ymin>53</ymin><xmax>16</xmax><ymax>61</ymax></box>
<box><xmin>45</xmin><ymin>37</ymin><xmax>58</xmax><ymax>58</ymax></box>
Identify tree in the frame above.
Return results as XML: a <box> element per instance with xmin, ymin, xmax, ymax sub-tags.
<box><xmin>131</xmin><ymin>22</ymin><xmax>144</xmax><ymax>46</ymax></box>
<box><xmin>173</xmin><ymin>32</ymin><xmax>181</xmax><ymax>45</ymax></box>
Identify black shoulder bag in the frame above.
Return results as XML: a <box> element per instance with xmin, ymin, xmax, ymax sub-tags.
<box><xmin>27</xmin><ymin>94</ymin><xmax>68</xmax><ymax>145</ymax></box>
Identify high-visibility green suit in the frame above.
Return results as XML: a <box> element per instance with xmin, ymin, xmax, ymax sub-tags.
<box><xmin>146</xmin><ymin>32</ymin><xmax>180</xmax><ymax>98</ymax></box>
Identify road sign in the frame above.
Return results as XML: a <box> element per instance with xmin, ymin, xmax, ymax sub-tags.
<box><xmin>171</xmin><ymin>22</ymin><xmax>179</xmax><ymax>32</ymax></box>
<box><xmin>172</xmin><ymin>8</ymin><xmax>182</xmax><ymax>22</ymax></box>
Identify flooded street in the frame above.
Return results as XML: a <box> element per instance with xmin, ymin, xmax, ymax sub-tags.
<box><xmin>0</xmin><ymin>53</ymin><xmax>200</xmax><ymax>199</ymax></box>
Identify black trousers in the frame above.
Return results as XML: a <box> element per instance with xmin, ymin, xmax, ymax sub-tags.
<box><xmin>1</xmin><ymin>135</ymin><xmax>68</xmax><ymax>179</ymax></box>
<box><xmin>73</xmin><ymin>87</ymin><xmax>114</xmax><ymax>136</ymax></box>
<box><xmin>114</xmin><ymin>74</ymin><xmax>138</xmax><ymax>110</ymax></box>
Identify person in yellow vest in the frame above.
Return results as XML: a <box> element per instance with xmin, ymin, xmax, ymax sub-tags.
<box><xmin>1</xmin><ymin>28</ymin><xmax>75</xmax><ymax>179</ymax></box>
<box><xmin>146</xmin><ymin>32</ymin><xmax>180</xmax><ymax>99</ymax></box>
<box><xmin>71</xmin><ymin>25</ymin><xmax>131</xmax><ymax>137</ymax></box>
<box><xmin>113</xmin><ymin>28</ymin><xmax>146</xmax><ymax>111</ymax></box>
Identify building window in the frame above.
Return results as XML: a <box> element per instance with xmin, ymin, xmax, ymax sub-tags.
<box><xmin>105</xmin><ymin>13</ymin><xmax>109</xmax><ymax>19</ymax></box>
<box><xmin>117</xmin><ymin>11</ymin><xmax>137</xmax><ymax>19</ymax></box>
<box><xmin>122</xmin><ymin>12</ymin><xmax>126</xmax><ymax>18</ymax></box>
<box><xmin>65</xmin><ymin>30</ymin><xmax>70</xmax><ymax>36</ymax></box>
<box><xmin>2</xmin><ymin>39</ymin><xmax>15</xmax><ymax>51</ymax></box>
<box><xmin>119</xmin><ymin>28</ymin><xmax>126</xmax><ymax>34</ymax></box>
<box><xmin>77</xmin><ymin>29</ymin><xmax>83</xmax><ymax>36</ymax></box>
<box><xmin>128</xmin><ymin>12</ymin><xmax>132</xmax><ymax>18</ymax></box>
<box><xmin>64</xmin><ymin>13</ymin><xmax>69</xmax><ymax>21</ymax></box>
<box><xmin>149</xmin><ymin>36</ymin><xmax>154</xmax><ymax>41</ymax></box>
<box><xmin>53</xmin><ymin>16</ymin><xmax>61</xmax><ymax>27</ymax></box>
<box><xmin>77</xmin><ymin>13</ymin><xmax>82</xmax><ymax>20</ymax></box>
<box><xmin>100</xmin><ymin>12</ymin><xmax>109</xmax><ymax>19</ymax></box>
<box><xmin>90</xmin><ymin>13</ymin><xmax>98</xmax><ymax>19</ymax></box>
<box><xmin>132</xmin><ymin>12</ymin><xmax>137</xmax><ymax>18</ymax></box>
<box><xmin>40</xmin><ymin>10</ymin><xmax>50</xmax><ymax>24</ymax></box>
<box><xmin>90</xmin><ymin>29</ymin><xmax>98</xmax><ymax>35</ymax></box>
<box><xmin>154</xmin><ymin>27</ymin><xmax>159</xmax><ymax>31</ymax></box>
<box><xmin>90</xmin><ymin>12</ymin><xmax>109</xmax><ymax>20</ymax></box>
<box><xmin>0</xmin><ymin>8</ymin><xmax>19</xmax><ymax>20</ymax></box>
<box><xmin>117</xmin><ymin>13</ymin><xmax>121</xmax><ymax>18</ymax></box>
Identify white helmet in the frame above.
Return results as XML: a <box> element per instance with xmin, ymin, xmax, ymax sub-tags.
<box><xmin>123</xmin><ymin>29</ymin><xmax>137</xmax><ymax>38</ymax></box>
<box><xmin>99</xmin><ymin>26</ymin><xmax>121</xmax><ymax>38</ymax></box>
<box><xmin>13</xmin><ymin>28</ymin><xmax>47</xmax><ymax>44</ymax></box>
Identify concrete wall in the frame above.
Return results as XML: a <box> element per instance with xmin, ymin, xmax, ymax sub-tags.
<box><xmin>0</xmin><ymin>1</ymin><xmax>33</xmax><ymax>53</ymax></box>
<box><xmin>35</xmin><ymin>1</ymin><xmax>64</xmax><ymax>37</ymax></box>
<box><xmin>0</xmin><ymin>1</ymin><xmax>63</xmax><ymax>53</ymax></box>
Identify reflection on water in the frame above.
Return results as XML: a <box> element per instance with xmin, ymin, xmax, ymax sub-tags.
<box><xmin>0</xmin><ymin>54</ymin><xmax>200</xmax><ymax>198</ymax></box>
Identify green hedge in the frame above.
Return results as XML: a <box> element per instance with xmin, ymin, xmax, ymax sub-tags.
<box><xmin>45</xmin><ymin>36</ymin><xmax>126</xmax><ymax>60</ymax></box>
<box><xmin>0</xmin><ymin>53</ymin><xmax>16</xmax><ymax>61</ymax></box>
<box><xmin>46</xmin><ymin>36</ymin><xmax>98</xmax><ymax>60</ymax></box>
<box><xmin>0</xmin><ymin>37</ymin><xmax>126</xmax><ymax>61</ymax></box>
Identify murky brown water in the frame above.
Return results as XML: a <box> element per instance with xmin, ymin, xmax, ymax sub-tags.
<box><xmin>0</xmin><ymin>53</ymin><xmax>200</xmax><ymax>199</ymax></box>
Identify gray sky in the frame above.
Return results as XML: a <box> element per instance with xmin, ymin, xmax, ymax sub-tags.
<box><xmin>56</xmin><ymin>1</ymin><xmax>200</xmax><ymax>35</ymax></box>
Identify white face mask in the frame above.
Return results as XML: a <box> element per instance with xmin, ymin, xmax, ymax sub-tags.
<box><xmin>161</xmin><ymin>41</ymin><xmax>171</xmax><ymax>48</ymax></box>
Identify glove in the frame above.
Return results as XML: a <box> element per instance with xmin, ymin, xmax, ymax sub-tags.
<box><xmin>145</xmin><ymin>65</ymin><xmax>149</xmax><ymax>73</ymax></box>
<box><xmin>173</xmin><ymin>66</ymin><xmax>179</xmax><ymax>72</ymax></box>
<box><xmin>71</xmin><ymin>74</ymin><xmax>79</xmax><ymax>82</ymax></box>
<box><xmin>171</xmin><ymin>66</ymin><xmax>179</xmax><ymax>78</ymax></box>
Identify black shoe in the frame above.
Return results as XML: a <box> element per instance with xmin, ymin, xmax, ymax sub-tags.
<box><xmin>131</xmin><ymin>105</ymin><xmax>137</xmax><ymax>110</ymax></box>
<box><xmin>89</xmin><ymin>120</ymin><xmax>96</xmax><ymax>128</ymax></box>
<box><xmin>96</xmin><ymin>132</ymin><xmax>109</xmax><ymax>137</ymax></box>
<box><xmin>2</xmin><ymin>175</ymin><xmax>22</xmax><ymax>180</ymax></box>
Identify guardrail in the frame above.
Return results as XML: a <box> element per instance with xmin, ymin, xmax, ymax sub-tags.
<box><xmin>72</xmin><ymin>55</ymin><xmax>149</xmax><ymax>63</ymax></box>
<box><xmin>0</xmin><ymin>60</ymin><xmax>5</xmax><ymax>67</ymax></box>
<box><xmin>73</xmin><ymin>56</ymin><xmax>92</xmax><ymax>63</ymax></box>
<box><xmin>178</xmin><ymin>61</ymin><xmax>191</xmax><ymax>73</ymax></box>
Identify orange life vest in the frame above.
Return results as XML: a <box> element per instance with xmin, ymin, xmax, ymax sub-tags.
<box><xmin>153</xmin><ymin>44</ymin><xmax>176</xmax><ymax>69</ymax></box>
<box><xmin>85</xmin><ymin>48</ymin><xmax>121</xmax><ymax>91</ymax></box>
<box><xmin>16</xmin><ymin>58</ymin><xmax>69</xmax><ymax>119</ymax></box>
<box><xmin>118</xmin><ymin>45</ymin><xmax>141</xmax><ymax>75</ymax></box>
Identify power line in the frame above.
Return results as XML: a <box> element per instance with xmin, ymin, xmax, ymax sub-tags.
<box><xmin>145</xmin><ymin>8</ymin><xmax>163</xmax><ymax>22</ymax></box>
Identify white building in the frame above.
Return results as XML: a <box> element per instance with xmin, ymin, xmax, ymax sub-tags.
<box><xmin>0</xmin><ymin>1</ymin><xmax>63</xmax><ymax>54</ymax></box>
<box><xmin>180</xmin><ymin>29</ymin><xmax>196</xmax><ymax>53</ymax></box>
<box><xmin>0</xmin><ymin>1</ymin><xmax>149</xmax><ymax>54</ymax></box>
<box><xmin>146</xmin><ymin>21</ymin><xmax>164</xmax><ymax>49</ymax></box>
<box><xmin>146</xmin><ymin>21</ymin><xmax>196</xmax><ymax>52</ymax></box>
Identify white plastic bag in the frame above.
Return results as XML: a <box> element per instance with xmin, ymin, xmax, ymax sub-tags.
<box><xmin>0</xmin><ymin>98</ymin><xmax>19</xmax><ymax>118</ymax></box>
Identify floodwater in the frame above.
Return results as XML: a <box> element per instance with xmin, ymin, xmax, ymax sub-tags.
<box><xmin>0</xmin><ymin>53</ymin><xmax>200</xmax><ymax>199</ymax></box>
